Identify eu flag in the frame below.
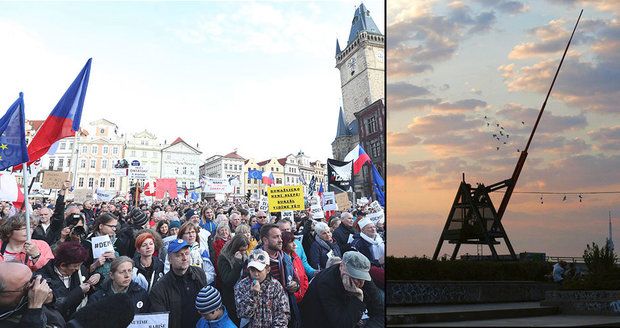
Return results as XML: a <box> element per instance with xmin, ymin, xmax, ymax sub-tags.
<box><xmin>248</xmin><ymin>169</ymin><xmax>263</xmax><ymax>180</ymax></box>
<box><xmin>0</xmin><ymin>93</ymin><xmax>29</xmax><ymax>171</ymax></box>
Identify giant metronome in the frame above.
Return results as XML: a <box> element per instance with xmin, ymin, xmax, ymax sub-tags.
<box><xmin>433</xmin><ymin>10</ymin><xmax>583</xmax><ymax>261</ymax></box>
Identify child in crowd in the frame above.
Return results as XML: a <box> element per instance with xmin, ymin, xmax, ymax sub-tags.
<box><xmin>195</xmin><ymin>285</ymin><xmax>237</xmax><ymax>328</ymax></box>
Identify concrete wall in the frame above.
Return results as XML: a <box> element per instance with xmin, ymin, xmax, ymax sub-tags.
<box><xmin>388</xmin><ymin>280</ymin><xmax>557</xmax><ymax>305</ymax></box>
<box><xmin>543</xmin><ymin>290</ymin><xmax>620</xmax><ymax>315</ymax></box>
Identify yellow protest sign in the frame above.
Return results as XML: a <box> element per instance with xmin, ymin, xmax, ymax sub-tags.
<box><xmin>267</xmin><ymin>185</ymin><xmax>304</xmax><ymax>212</ymax></box>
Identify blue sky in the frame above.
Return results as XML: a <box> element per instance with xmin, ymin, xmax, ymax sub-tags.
<box><xmin>388</xmin><ymin>0</ymin><xmax>620</xmax><ymax>258</ymax></box>
<box><xmin>0</xmin><ymin>1</ymin><xmax>384</xmax><ymax>162</ymax></box>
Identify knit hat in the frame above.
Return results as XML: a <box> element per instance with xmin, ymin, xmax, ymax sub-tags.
<box><xmin>185</xmin><ymin>209</ymin><xmax>197</xmax><ymax>220</ymax></box>
<box><xmin>169</xmin><ymin>220</ymin><xmax>181</xmax><ymax>229</ymax></box>
<box><xmin>195</xmin><ymin>286</ymin><xmax>222</xmax><ymax>314</ymax></box>
<box><xmin>135</xmin><ymin>232</ymin><xmax>155</xmax><ymax>250</ymax></box>
<box><xmin>131</xmin><ymin>208</ymin><xmax>148</xmax><ymax>228</ymax></box>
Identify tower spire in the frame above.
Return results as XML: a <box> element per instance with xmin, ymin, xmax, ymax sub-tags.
<box><xmin>608</xmin><ymin>210</ymin><xmax>614</xmax><ymax>251</ymax></box>
<box><xmin>336</xmin><ymin>39</ymin><xmax>342</xmax><ymax>57</ymax></box>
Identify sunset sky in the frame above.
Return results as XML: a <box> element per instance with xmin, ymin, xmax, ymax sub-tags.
<box><xmin>388</xmin><ymin>0</ymin><xmax>620</xmax><ymax>258</ymax></box>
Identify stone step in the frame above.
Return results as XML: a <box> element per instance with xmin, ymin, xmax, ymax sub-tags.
<box><xmin>387</xmin><ymin>315</ymin><xmax>620</xmax><ymax>327</ymax></box>
<box><xmin>387</xmin><ymin>302</ymin><xmax>559</xmax><ymax>325</ymax></box>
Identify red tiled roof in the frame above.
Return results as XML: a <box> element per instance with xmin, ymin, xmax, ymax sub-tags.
<box><xmin>257</xmin><ymin>159</ymin><xmax>270</xmax><ymax>166</ymax></box>
<box><xmin>224</xmin><ymin>151</ymin><xmax>245</xmax><ymax>160</ymax></box>
<box><xmin>277</xmin><ymin>158</ymin><xmax>287</xmax><ymax>166</ymax></box>
<box><xmin>171</xmin><ymin>137</ymin><xmax>184</xmax><ymax>145</ymax></box>
<box><xmin>28</xmin><ymin>120</ymin><xmax>45</xmax><ymax>131</ymax></box>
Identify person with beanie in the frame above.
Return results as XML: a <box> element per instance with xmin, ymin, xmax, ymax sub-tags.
<box><xmin>195</xmin><ymin>286</ymin><xmax>236</xmax><ymax>328</ymax></box>
<box><xmin>116</xmin><ymin>208</ymin><xmax>149</xmax><ymax>258</ymax></box>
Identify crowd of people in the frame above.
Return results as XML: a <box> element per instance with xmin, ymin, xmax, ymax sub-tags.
<box><xmin>0</xmin><ymin>181</ymin><xmax>385</xmax><ymax>328</ymax></box>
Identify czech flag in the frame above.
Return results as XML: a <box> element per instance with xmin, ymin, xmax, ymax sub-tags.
<box><xmin>14</xmin><ymin>58</ymin><xmax>91</xmax><ymax>170</ymax></box>
<box><xmin>144</xmin><ymin>180</ymin><xmax>156</xmax><ymax>197</ymax></box>
<box><xmin>262</xmin><ymin>171</ymin><xmax>274</xmax><ymax>185</ymax></box>
<box><xmin>0</xmin><ymin>173</ymin><xmax>25</xmax><ymax>209</ymax></box>
<box><xmin>344</xmin><ymin>144</ymin><xmax>371</xmax><ymax>174</ymax></box>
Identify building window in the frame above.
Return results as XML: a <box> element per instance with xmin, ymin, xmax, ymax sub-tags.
<box><xmin>67</xmin><ymin>159</ymin><xmax>71</xmax><ymax>167</ymax></box>
<box><xmin>224</xmin><ymin>164</ymin><xmax>228</xmax><ymax>170</ymax></box>
<box><xmin>112</xmin><ymin>147</ymin><xmax>119</xmax><ymax>155</ymax></box>
<box><xmin>152</xmin><ymin>152</ymin><xmax>157</xmax><ymax>158</ymax></box>
<box><xmin>103</xmin><ymin>146</ymin><xmax>108</xmax><ymax>154</ymax></box>
<box><xmin>88</xmin><ymin>177</ymin><xmax>94</xmax><ymax>188</ymax></box>
<box><xmin>143</xmin><ymin>151</ymin><xmax>147</xmax><ymax>157</ymax></box>
<box><xmin>80</xmin><ymin>160</ymin><xmax>86</xmax><ymax>168</ymax></box>
<box><xmin>59</xmin><ymin>142</ymin><xmax>66</xmax><ymax>150</ymax></box>
<box><xmin>91</xmin><ymin>146</ymin><xmax>97</xmax><ymax>154</ymax></box>
<box><xmin>181</xmin><ymin>181</ymin><xmax>186</xmax><ymax>188</ymax></box>
<box><xmin>58</xmin><ymin>158</ymin><xmax>64</xmax><ymax>168</ymax></box>
<box><xmin>90</xmin><ymin>160</ymin><xmax>96</xmax><ymax>168</ymax></box>
<box><xmin>110</xmin><ymin>178</ymin><xmax>115</xmax><ymax>188</ymax></box>
<box><xmin>131</xmin><ymin>150</ymin><xmax>136</xmax><ymax>157</ymax></box>
<box><xmin>78</xmin><ymin>177</ymin><xmax>84</xmax><ymax>187</ymax></box>
<box><xmin>276</xmin><ymin>178</ymin><xmax>282</xmax><ymax>184</ymax></box>
<box><xmin>190</xmin><ymin>182</ymin><xmax>194</xmax><ymax>189</ymax></box>
<box><xmin>99</xmin><ymin>178</ymin><xmax>106</xmax><ymax>188</ymax></box>
<box><xmin>367</xmin><ymin>116</ymin><xmax>377</xmax><ymax>134</ymax></box>
<box><xmin>369</xmin><ymin>139</ymin><xmax>381</xmax><ymax>159</ymax></box>
<box><xmin>49</xmin><ymin>159</ymin><xmax>55</xmax><ymax>170</ymax></box>
<box><xmin>69</xmin><ymin>142</ymin><xmax>74</xmax><ymax>150</ymax></box>
<box><xmin>183</xmin><ymin>167</ymin><xmax>187</xmax><ymax>175</ymax></box>
<box><xmin>82</xmin><ymin>146</ymin><xmax>88</xmax><ymax>154</ymax></box>
<box><xmin>175</xmin><ymin>168</ymin><xmax>179</xmax><ymax>174</ymax></box>
<box><xmin>102</xmin><ymin>159</ymin><xmax>107</xmax><ymax>169</ymax></box>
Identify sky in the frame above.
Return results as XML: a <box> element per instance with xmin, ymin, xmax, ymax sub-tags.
<box><xmin>0</xmin><ymin>0</ymin><xmax>384</xmax><ymax>163</ymax></box>
<box><xmin>388</xmin><ymin>0</ymin><xmax>620</xmax><ymax>258</ymax></box>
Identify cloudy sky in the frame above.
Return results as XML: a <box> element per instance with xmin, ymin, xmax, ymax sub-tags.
<box><xmin>388</xmin><ymin>0</ymin><xmax>620</xmax><ymax>258</ymax></box>
<box><xmin>0</xmin><ymin>1</ymin><xmax>383</xmax><ymax>163</ymax></box>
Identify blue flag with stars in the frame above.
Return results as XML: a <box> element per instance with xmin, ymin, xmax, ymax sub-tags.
<box><xmin>0</xmin><ymin>93</ymin><xmax>29</xmax><ymax>171</ymax></box>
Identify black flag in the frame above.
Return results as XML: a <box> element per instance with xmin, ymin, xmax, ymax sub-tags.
<box><xmin>327</xmin><ymin>159</ymin><xmax>353</xmax><ymax>192</ymax></box>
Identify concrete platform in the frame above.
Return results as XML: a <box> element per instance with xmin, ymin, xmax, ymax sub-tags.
<box><xmin>388</xmin><ymin>315</ymin><xmax>620</xmax><ymax>327</ymax></box>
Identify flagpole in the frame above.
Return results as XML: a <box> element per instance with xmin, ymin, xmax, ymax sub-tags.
<box><xmin>20</xmin><ymin>91</ymin><xmax>31</xmax><ymax>241</ymax></box>
<box><xmin>71</xmin><ymin>131</ymin><xmax>80</xmax><ymax>190</ymax></box>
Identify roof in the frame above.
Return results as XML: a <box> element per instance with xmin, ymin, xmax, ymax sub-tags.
<box><xmin>223</xmin><ymin>151</ymin><xmax>245</xmax><ymax>160</ymax></box>
<box><xmin>335</xmin><ymin>39</ymin><xmax>342</xmax><ymax>57</ymax></box>
<box><xmin>27</xmin><ymin>120</ymin><xmax>45</xmax><ymax>131</ymax></box>
<box><xmin>257</xmin><ymin>159</ymin><xmax>270</xmax><ymax>166</ymax></box>
<box><xmin>162</xmin><ymin>137</ymin><xmax>202</xmax><ymax>154</ymax></box>
<box><xmin>171</xmin><ymin>137</ymin><xmax>184</xmax><ymax>145</ymax></box>
<box><xmin>336</xmin><ymin>107</ymin><xmax>354</xmax><ymax>138</ymax></box>
<box><xmin>347</xmin><ymin>3</ymin><xmax>382</xmax><ymax>45</ymax></box>
<box><xmin>277</xmin><ymin>158</ymin><xmax>287</xmax><ymax>166</ymax></box>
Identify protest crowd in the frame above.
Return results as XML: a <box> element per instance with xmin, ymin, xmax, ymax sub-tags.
<box><xmin>0</xmin><ymin>180</ymin><xmax>385</xmax><ymax>328</ymax></box>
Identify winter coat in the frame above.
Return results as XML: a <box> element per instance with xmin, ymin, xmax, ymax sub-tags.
<box><xmin>132</xmin><ymin>254</ymin><xmax>165</xmax><ymax>292</ymax></box>
<box><xmin>0</xmin><ymin>238</ymin><xmax>54</xmax><ymax>272</ymax></box>
<box><xmin>0</xmin><ymin>302</ymin><xmax>65</xmax><ymax>328</ymax></box>
<box><xmin>195</xmin><ymin>307</ymin><xmax>237</xmax><ymax>328</ymax></box>
<box><xmin>349</xmin><ymin>234</ymin><xmax>382</xmax><ymax>267</ymax></box>
<box><xmin>234</xmin><ymin>276</ymin><xmax>289</xmax><ymax>328</ymax></box>
<box><xmin>88</xmin><ymin>279</ymin><xmax>150</xmax><ymax>314</ymax></box>
<box><xmin>332</xmin><ymin>224</ymin><xmax>356</xmax><ymax>253</ymax></box>
<box><xmin>149</xmin><ymin>266</ymin><xmax>207</xmax><ymax>328</ymax></box>
<box><xmin>289</xmin><ymin>252</ymin><xmax>308</xmax><ymax>303</ymax></box>
<box><xmin>293</xmin><ymin>239</ymin><xmax>315</xmax><ymax>279</ymax></box>
<box><xmin>300</xmin><ymin>264</ymin><xmax>384</xmax><ymax>328</ymax></box>
<box><xmin>36</xmin><ymin>260</ymin><xmax>94</xmax><ymax>320</ymax></box>
<box><xmin>308</xmin><ymin>238</ymin><xmax>341</xmax><ymax>270</ymax></box>
<box><xmin>217</xmin><ymin>253</ymin><xmax>244</xmax><ymax>326</ymax></box>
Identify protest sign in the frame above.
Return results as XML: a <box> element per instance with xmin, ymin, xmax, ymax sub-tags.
<box><xmin>91</xmin><ymin>235</ymin><xmax>114</xmax><ymax>259</ymax></box>
<box><xmin>281</xmin><ymin>211</ymin><xmax>294</xmax><ymax>222</ymax></box>
<box><xmin>94</xmin><ymin>189</ymin><xmax>115</xmax><ymax>202</ymax></box>
<box><xmin>41</xmin><ymin>171</ymin><xmax>72</xmax><ymax>189</ymax></box>
<box><xmin>259</xmin><ymin>197</ymin><xmax>269</xmax><ymax>212</ymax></box>
<box><xmin>128</xmin><ymin>312</ymin><xmax>169</xmax><ymax>328</ymax></box>
<box><xmin>335</xmin><ymin>192</ymin><xmax>352</xmax><ymax>210</ymax></box>
<box><xmin>128</xmin><ymin>167</ymin><xmax>148</xmax><ymax>180</ymax></box>
<box><xmin>155</xmin><ymin>178</ymin><xmax>177</xmax><ymax>199</ymax></box>
<box><xmin>327</xmin><ymin>159</ymin><xmax>352</xmax><ymax>192</ymax></box>
<box><xmin>366</xmin><ymin>210</ymin><xmax>385</xmax><ymax>224</ymax></box>
<box><xmin>310</xmin><ymin>204</ymin><xmax>324</xmax><ymax>219</ymax></box>
<box><xmin>202</xmin><ymin>177</ymin><xmax>233</xmax><ymax>194</ymax></box>
<box><xmin>322</xmin><ymin>192</ymin><xmax>338</xmax><ymax>211</ymax></box>
<box><xmin>215</xmin><ymin>193</ymin><xmax>225</xmax><ymax>201</ymax></box>
<box><xmin>267</xmin><ymin>185</ymin><xmax>304</xmax><ymax>212</ymax></box>
<box><xmin>249</xmin><ymin>208</ymin><xmax>256</xmax><ymax>216</ymax></box>
<box><xmin>72</xmin><ymin>189</ymin><xmax>93</xmax><ymax>203</ymax></box>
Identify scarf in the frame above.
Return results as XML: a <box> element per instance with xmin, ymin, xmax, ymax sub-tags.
<box><xmin>361</xmin><ymin>232</ymin><xmax>384</xmax><ymax>262</ymax></box>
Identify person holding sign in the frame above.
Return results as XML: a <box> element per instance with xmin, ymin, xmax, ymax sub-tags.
<box><xmin>82</xmin><ymin>213</ymin><xmax>120</xmax><ymax>278</ymax></box>
<box><xmin>308</xmin><ymin>222</ymin><xmax>342</xmax><ymax>271</ymax></box>
<box><xmin>234</xmin><ymin>249</ymin><xmax>290</xmax><ymax>328</ymax></box>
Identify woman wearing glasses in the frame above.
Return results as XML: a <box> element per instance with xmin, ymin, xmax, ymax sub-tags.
<box><xmin>0</xmin><ymin>214</ymin><xmax>54</xmax><ymax>272</ymax></box>
<box><xmin>88</xmin><ymin>256</ymin><xmax>150</xmax><ymax>314</ymax></box>
<box><xmin>81</xmin><ymin>213</ymin><xmax>121</xmax><ymax>278</ymax></box>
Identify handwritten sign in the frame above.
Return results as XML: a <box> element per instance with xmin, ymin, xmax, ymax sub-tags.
<box><xmin>41</xmin><ymin>171</ymin><xmax>72</xmax><ymax>189</ymax></box>
<box><xmin>129</xmin><ymin>167</ymin><xmax>148</xmax><ymax>180</ymax></box>
<box><xmin>322</xmin><ymin>192</ymin><xmax>338</xmax><ymax>211</ymax></box>
<box><xmin>357</xmin><ymin>197</ymin><xmax>369</xmax><ymax>206</ymax></box>
<box><xmin>72</xmin><ymin>189</ymin><xmax>93</xmax><ymax>203</ymax></box>
<box><xmin>202</xmin><ymin>177</ymin><xmax>233</xmax><ymax>194</ymax></box>
<box><xmin>281</xmin><ymin>211</ymin><xmax>294</xmax><ymax>222</ymax></box>
<box><xmin>91</xmin><ymin>235</ymin><xmax>114</xmax><ymax>260</ymax></box>
<box><xmin>249</xmin><ymin>208</ymin><xmax>256</xmax><ymax>216</ymax></box>
<box><xmin>366</xmin><ymin>211</ymin><xmax>385</xmax><ymax>225</ymax></box>
<box><xmin>94</xmin><ymin>189</ymin><xmax>115</xmax><ymax>202</ymax></box>
<box><xmin>258</xmin><ymin>197</ymin><xmax>269</xmax><ymax>212</ymax></box>
<box><xmin>335</xmin><ymin>192</ymin><xmax>352</xmax><ymax>210</ymax></box>
<box><xmin>267</xmin><ymin>185</ymin><xmax>304</xmax><ymax>212</ymax></box>
<box><xmin>128</xmin><ymin>312</ymin><xmax>169</xmax><ymax>328</ymax></box>
<box><xmin>310</xmin><ymin>204</ymin><xmax>324</xmax><ymax>219</ymax></box>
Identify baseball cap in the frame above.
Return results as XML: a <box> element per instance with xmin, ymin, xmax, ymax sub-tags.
<box><xmin>167</xmin><ymin>239</ymin><xmax>190</xmax><ymax>253</ymax></box>
<box><xmin>342</xmin><ymin>251</ymin><xmax>372</xmax><ymax>281</ymax></box>
<box><xmin>247</xmin><ymin>249</ymin><xmax>270</xmax><ymax>271</ymax></box>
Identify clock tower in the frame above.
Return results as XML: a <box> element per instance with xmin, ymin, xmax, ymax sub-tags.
<box><xmin>335</xmin><ymin>3</ymin><xmax>384</xmax><ymax>126</ymax></box>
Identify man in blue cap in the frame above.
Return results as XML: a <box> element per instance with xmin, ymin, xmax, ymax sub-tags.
<box><xmin>150</xmin><ymin>239</ymin><xmax>207</xmax><ymax>328</ymax></box>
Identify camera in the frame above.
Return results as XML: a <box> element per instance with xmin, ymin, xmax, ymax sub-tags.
<box><xmin>70</xmin><ymin>225</ymin><xmax>87</xmax><ymax>239</ymax></box>
<box><xmin>65</xmin><ymin>213</ymin><xmax>83</xmax><ymax>227</ymax></box>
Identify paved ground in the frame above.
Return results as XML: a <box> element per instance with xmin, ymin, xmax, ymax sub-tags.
<box><xmin>388</xmin><ymin>302</ymin><xmax>543</xmax><ymax>315</ymax></box>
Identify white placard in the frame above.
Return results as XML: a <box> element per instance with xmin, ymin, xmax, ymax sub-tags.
<box><xmin>128</xmin><ymin>312</ymin><xmax>169</xmax><ymax>328</ymax></box>
<box><xmin>249</xmin><ymin>208</ymin><xmax>256</xmax><ymax>216</ymax></box>
<box><xmin>129</xmin><ymin>167</ymin><xmax>149</xmax><ymax>180</ymax></box>
<box><xmin>91</xmin><ymin>235</ymin><xmax>114</xmax><ymax>260</ymax></box>
<box><xmin>310</xmin><ymin>204</ymin><xmax>324</xmax><ymax>219</ymax></box>
<box><xmin>202</xmin><ymin>177</ymin><xmax>233</xmax><ymax>194</ymax></box>
<box><xmin>322</xmin><ymin>192</ymin><xmax>338</xmax><ymax>211</ymax></box>
<box><xmin>94</xmin><ymin>189</ymin><xmax>115</xmax><ymax>202</ymax></box>
<box><xmin>357</xmin><ymin>197</ymin><xmax>369</xmax><ymax>206</ymax></box>
<box><xmin>366</xmin><ymin>211</ymin><xmax>385</xmax><ymax>224</ymax></box>
<box><xmin>259</xmin><ymin>197</ymin><xmax>269</xmax><ymax>212</ymax></box>
<box><xmin>215</xmin><ymin>193</ymin><xmax>226</xmax><ymax>201</ymax></box>
<box><xmin>281</xmin><ymin>211</ymin><xmax>294</xmax><ymax>222</ymax></box>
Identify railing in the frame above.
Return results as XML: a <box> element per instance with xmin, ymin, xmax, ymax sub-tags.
<box><xmin>546</xmin><ymin>256</ymin><xmax>585</xmax><ymax>263</ymax></box>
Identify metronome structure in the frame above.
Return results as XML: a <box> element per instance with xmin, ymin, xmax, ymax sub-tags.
<box><xmin>432</xmin><ymin>174</ymin><xmax>517</xmax><ymax>260</ymax></box>
<box><xmin>432</xmin><ymin>10</ymin><xmax>583</xmax><ymax>262</ymax></box>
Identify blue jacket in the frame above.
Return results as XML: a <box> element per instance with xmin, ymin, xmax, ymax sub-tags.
<box><xmin>350</xmin><ymin>234</ymin><xmax>381</xmax><ymax>267</ymax></box>
<box><xmin>196</xmin><ymin>307</ymin><xmax>237</xmax><ymax>328</ymax></box>
<box><xmin>309</xmin><ymin>239</ymin><xmax>341</xmax><ymax>270</ymax></box>
<box><xmin>200</xmin><ymin>220</ymin><xmax>217</xmax><ymax>236</ymax></box>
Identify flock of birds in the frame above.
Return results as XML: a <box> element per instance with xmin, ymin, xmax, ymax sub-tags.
<box><xmin>483</xmin><ymin>115</ymin><xmax>525</xmax><ymax>152</ymax></box>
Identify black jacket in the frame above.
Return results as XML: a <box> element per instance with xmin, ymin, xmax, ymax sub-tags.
<box><xmin>333</xmin><ymin>224</ymin><xmax>356</xmax><ymax>253</ymax></box>
<box><xmin>31</xmin><ymin>195</ymin><xmax>65</xmax><ymax>245</ymax></box>
<box><xmin>349</xmin><ymin>234</ymin><xmax>382</xmax><ymax>267</ymax></box>
<box><xmin>149</xmin><ymin>266</ymin><xmax>207</xmax><ymax>328</ymax></box>
<box><xmin>300</xmin><ymin>264</ymin><xmax>384</xmax><ymax>328</ymax></box>
<box><xmin>132</xmin><ymin>254</ymin><xmax>165</xmax><ymax>292</ymax></box>
<box><xmin>0</xmin><ymin>301</ymin><xmax>65</xmax><ymax>328</ymax></box>
<box><xmin>88</xmin><ymin>279</ymin><xmax>150</xmax><ymax>314</ymax></box>
<box><xmin>36</xmin><ymin>260</ymin><xmax>95</xmax><ymax>321</ymax></box>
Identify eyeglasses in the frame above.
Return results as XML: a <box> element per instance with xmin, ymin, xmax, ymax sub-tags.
<box><xmin>0</xmin><ymin>275</ymin><xmax>37</xmax><ymax>294</ymax></box>
<box><xmin>258</xmin><ymin>216</ymin><xmax>266</xmax><ymax>219</ymax></box>
<box><xmin>104</xmin><ymin>224</ymin><xmax>118</xmax><ymax>228</ymax></box>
